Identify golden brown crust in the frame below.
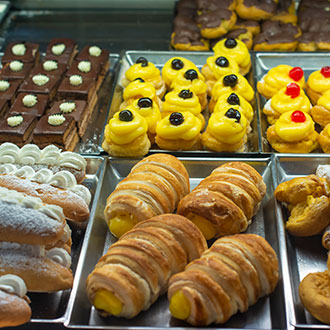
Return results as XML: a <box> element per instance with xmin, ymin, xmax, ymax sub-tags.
<box><xmin>306</xmin><ymin>83</ymin><xmax>322</xmax><ymax>105</ymax></box>
<box><xmin>253</xmin><ymin>41</ymin><xmax>298</xmax><ymax>52</ymax></box>
<box><xmin>236</xmin><ymin>0</ymin><xmax>274</xmax><ymax>20</ymax></box>
<box><xmin>311</xmin><ymin>105</ymin><xmax>330</xmax><ymax>128</ymax></box>
<box><xmin>322</xmin><ymin>225</ymin><xmax>330</xmax><ymax>250</ymax></box>
<box><xmin>155</xmin><ymin>134</ymin><xmax>202</xmax><ymax>151</ymax></box>
<box><xmin>318</xmin><ymin>123</ymin><xmax>330</xmax><ymax>153</ymax></box>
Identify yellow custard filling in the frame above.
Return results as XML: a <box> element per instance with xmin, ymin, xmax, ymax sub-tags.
<box><xmin>106</xmin><ymin>109</ymin><xmax>148</xmax><ymax>144</ymax></box>
<box><xmin>169</xmin><ymin>291</ymin><xmax>191</xmax><ymax>321</ymax></box>
<box><xmin>208</xmin><ymin>110</ymin><xmax>248</xmax><ymax>144</ymax></box>
<box><xmin>125</xmin><ymin>61</ymin><xmax>161</xmax><ymax>83</ymax></box>
<box><xmin>171</xmin><ymin>69</ymin><xmax>207</xmax><ymax>96</ymax></box>
<box><xmin>94</xmin><ymin>289</ymin><xmax>123</xmax><ymax>316</ymax></box>
<box><xmin>156</xmin><ymin>112</ymin><xmax>202</xmax><ymax>140</ymax></box>
<box><xmin>108</xmin><ymin>211</ymin><xmax>138</xmax><ymax>238</ymax></box>
<box><xmin>212</xmin><ymin>38</ymin><xmax>251</xmax><ymax>68</ymax></box>
<box><xmin>187</xmin><ymin>212</ymin><xmax>216</xmax><ymax>240</ymax></box>
<box><xmin>275</xmin><ymin>110</ymin><xmax>314</xmax><ymax>142</ymax></box>
<box><xmin>307</xmin><ymin>70</ymin><xmax>330</xmax><ymax>93</ymax></box>
<box><xmin>123</xmin><ymin>80</ymin><xmax>157</xmax><ymax>101</ymax></box>
<box><xmin>317</xmin><ymin>89</ymin><xmax>330</xmax><ymax>110</ymax></box>
<box><xmin>206</xmin><ymin>55</ymin><xmax>239</xmax><ymax>80</ymax></box>
<box><xmin>162</xmin><ymin>89</ymin><xmax>201</xmax><ymax>117</ymax></box>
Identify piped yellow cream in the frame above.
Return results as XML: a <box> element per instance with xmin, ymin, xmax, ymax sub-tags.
<box><xmin>169</xmin><ymin>290</ymin><xmax>191</xmax><ymax>321</ymax></box>
<box><xmin>187</xmin><ymin>213</ymin><xmax>216</xmax><ymax>240</ymax></box>
<box><xmin>108</xmin><ymin>212</ymin><xmax>137</xmax><ymax>238</ymax></box>
<box><xmin>93</xmin><ymin>289</ymin><xmax>123</xmax><ymax>316</ymax></box>
<box><xmin>307</xmin><ymin>70</ymin><xmax>330</xmax><ymax>93</ymax></box>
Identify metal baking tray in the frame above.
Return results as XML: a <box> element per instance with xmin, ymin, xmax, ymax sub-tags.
<box><xmin>23</xmin><ymin>155</ymin><xmax>106</xmax><ymax>327</ymax></box>
<box><xmin>253</xmin><ymin>52</ymin><xmax>330</xmax><ymax>154</ymax></box>
<box><xmin>65</xmin><ymin>156</ymin><xmax>289</xmax><ymax>329</ymax></box>
<box><xmin>101</xmin><ymin>50</ymin><xmax>261</xmax><ymax>156</ymax></box>
<box><xmin>272</xmin><ymin>154</ymin><xmax>330</xmax><ymax>329</ymax></box>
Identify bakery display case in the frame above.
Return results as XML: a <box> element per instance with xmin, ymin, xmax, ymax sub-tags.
<box><xmin>1</xmin><ymin>0</ymin><xmax>330</xmax><ymax>329</ymax></box>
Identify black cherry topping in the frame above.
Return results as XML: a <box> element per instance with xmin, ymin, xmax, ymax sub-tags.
<box><xmin>215</xmin><ymin>56</ymin><xmax>229</xmax><ymax>68</ymax></box>
<box><xmin>184</xmin><ymin>69</ymin><xmax>198</xmax><ymax>81</ymax></box>
<box><xmin>171</xmin><ymin>59</ymin><xmax>184</xmax><ymax>70</ymax></box>
<box><xmin>138</xmin><ymin>97</ymin><xmax>153</xmax><ymax>108</ymax></box>
<box><xmin>227</xmin><ymin>93</ymin><xmax>240</xmax><ymax>105</ymax></box>
<box><xmin>136</xmin><ymin>57</ymin><xmax>148</xmax><ymax>67</ymax></box>
<box><xmin>169</xmin><ymin>112</ymin><xmax>184</xmax><ymax>125</ymax></box>
<box><xmin>225</xmin><ymin>108</ymin><xmax>241</xmax><ymax>122</ymax></box>
<box><xmin>119</xmin><ymin>110</ymin><xmax>133</xmax><ymax>122</ymax></box>
<box><xmin>225</xmin><ymin>38</ymin><xmax>237</xmax><ymax>49</ymax></box>
<box><xmin>134</xmin><ymin>77</ymin><xmax>145</xmax><ymax>82</ymax></box>
<box><xmin>178</xmin><ymin>89</ymin><xmax>193</xmax><ymax>99</ymax></box>
<box><xmin>223</xmin><ymin>74</ymin><xmax>238</xmax><ymax>87</ymax></box>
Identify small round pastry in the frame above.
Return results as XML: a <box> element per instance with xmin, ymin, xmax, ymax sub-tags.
<box><xmin>257</xmin><ymin>65</ymin><xmax>305</xmax><ymax>99</ymax></box>
<box><xmin>195</xmin><ymin>9</ymin><xmax>237</xmax><ymax>39</ymax></box>
<box><xmin>162</xmin><ymin>89</ymin><xmax>205</xmax><ymax>129</ymax></box>
<box><xmin>161</xmin><ymin>57</ymin><xmax>198</xmax><ymax>89</ymax></box>
<box><xmin>212</xmin><ymin>38</ymin><xmax>251</xmax><ymax>75</ymax></box>
<box><xmin>299</xmin><ymin>271</ymin><xmax>330</xmax><ymax>325</ymax></box>
<box><xmin>223</xmin><ymin>28</ymin><xmax>254</xmax><ymax>50</ymax></box>
<box><xmin>155</xmin><ymin>112</ymin><xmax>202</xmax><ymax>151</ymax></box>
<box><xmin>201</xmin><ymin>55</ymin><xmax>239</xmax><ymax>96</ymax></box>
<box><xmin>311</xmin><ymin>90</ymin><xmax>330</xmax><ymax>127</ymax></box>
<box><xmin>266</xmin><ymin>110</ymin><xmax>319</xmax><ymax>153</ymax></box>
<box><xmin>209</xmin><ymin>73</ymin><xmax>254</xmax><ymax>111</ymax></box>
<box><xmin>201</xmin><ymin>108</ymin><xmax>249</xmax><ymax>152</ymax></box>
<box><xmin>297</xmin><ymin>33</ymin><xmax>317</xmax><ymax>52</ymax></box>
<box><xmin>252</xmin><ymin>31</ymin><xmax>298</xmax><ymax>51</ymax></box>
<box><xmin>171</xmin><ymin>68</ymin><xmax>208</xmax><ymax>109</ymax></box>
<box><xmin>214</xmin><ymin>92</ymin><xmax>254</xmax><ymax>122</ymax></box>
<box><xmin>122</xmin><ymin>57</ymin><xmax>166</xmax><ymax>98</ymax></box>
<box><xmin>236</xmin><ymin>0</ymin><xmax>277</xmax><ymax>21</ymax></box>
<box><xmin>234</xmin><ymin>18</ymin><xmax>260</xmax><ymax>36</ymax></box>
<box><xmin>306</xmin><ymin>66</ymin><xmax>330</xmax><ymax>105</ymax></box>
<box><xmin>263</xmin><ymin>83</ymin><xmax>311</xmax><ymax>124</ymax></box>
<box><xmin>120</xmin><ymin>78</ymin><xmax>162</xmax><ymax>110</ymax></box>
<box><xmin>102</xmin><ymin>109</ymin><xmax>151</xmax><ymax>157</ymax></box>
<box><xmin>129</xmin><ymin>98</ymin><xmax>162</xmax><ymax>144</ymax></box>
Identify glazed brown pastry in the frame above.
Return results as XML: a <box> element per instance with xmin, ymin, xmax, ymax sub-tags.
<box><xmin>177</xmin><ymin>162</ymin><xmax>266</xmax><ymax>239</ymax></box>
<box><xmin>322</xmin><ymin>225</ymin><xmax>330</xmax><ymax>250</ymax></box>
<box><xmin>168</xmin><ymin>233</ymin><xmax>279</xmax><ymax>326</ymax></box>
<box><xmin>104</xmin><ymin>154</ymin><xmax>190</xmax><ymax>238</ymax></box>
<box><xmin>86</xmin><ymin>214</ymin><xmax>207</xmax><ymax>319</ymax></box>
<box><xmin>236</xmin><ymin>0</ymin><xmax>277</xmax><ymax>21</ymax></box>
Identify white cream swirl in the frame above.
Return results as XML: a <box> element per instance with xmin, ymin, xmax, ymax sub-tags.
<box><xmin>46</xmin><ymin>248</ymin><xmax>71</xmax><ymax>268</ymax></box>
<box><xmin>20</xmin><ymin>144</ymin><xmax>41</xmax><ymax>164</ymax></box>
<box><xmin>70</xmin><ymin>184</ymin><xmax>91</xmax><ymax>205</ymax></box>
<box><xmin>9</xmin><ymin>60</ymin><xmax>23</xmax><ymax>72</ymax></box>
<box><xmin>60</xmin><ymin>152</ymin><xmax>86</xmax><ymax>170</ymax></box>
<box><xmin>12</xmin><ymin>44</ymin><xmax>26</xmax><ymax>56</ymax></box>
<box><xmin>38</xmin><ymin>204</ymin><xmax>64</xmax><ymax>221</ymax></box>
<box><xmin>48</xmin><ymin>171</ymin><xmax>76</xmax><ymax>189</ymax></box>
<box><xmin>0</xmin><ymin>143</ymin><xmax>19</xmax><ymax>163</ymax></box>
<box><xmin>0</xmin><ymin>164</ymin><xmax>17</xmax><ymax>174</ymax></box>
<box><xmin>0</xmin><ymin>274</ymin><xmax>27</xmax><ymax>297</ymax></box>
<box><xmin>14</xmin><ymin>165</ymin><xmax>35</xmax><ymax>179</ymax></box>
<box><xmin>30</xmin><ymin>168</ymin><xmax>53</xmax><ymax>183</ymax></box>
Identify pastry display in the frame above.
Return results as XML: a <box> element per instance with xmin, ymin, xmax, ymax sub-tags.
<box><xmin>306</xmin><ymin>66</ymin><xmax>330</xmax><ymax>105</ymax></box>
<box><xmin>9</xmin><ymin>93</ymin><xmax>49</xmax><ymax>117</ymax></box>
<box><xmin>1</xmin><ymin>42</ymin><xmax>40</xmax><ymax>65</ymax></box>
<box><xmin>168</xmin><ymin>233</ymin><xmax>279</xmax><ymax>326</ymax></box>
<box><xmin>104</xmin><ymin>154</ymin><xmax>190</xmax><ymax>238</ymax></box>
<box><xmin>177</xmin><ymin>161</ymin><xmax>266</xmax><ymax>239</ymax></box>
<box><xmin>102</xmin><ymin>109</ymin><xmax>150</xmax><ymax>158</ymax></box>
<box><xmin>263</xmin><ymin>83</ymin><xmax>311</xmax><ymax>124</ymax></box>
<box><xmin>155</xmin><ymin>111</ymin><xmax>202</xmax><ymax>151</ymax></box>
<box><xmin>0</xmin><ymin>274</ymin><xmax>31</xmax><ymax>327</ymax></box>
<box><xmin>86</xmin><ymin>214</ymin><xmax>207</xmax><ymax>319</ymax></box>
<box><xmin>266</xmin><ymin>110</ymin><xmax>319</xmax><ymax>153</ymax></box>
<box><xmin>44</xmin><ymin>38</ymin><xmax>78</xmax><ymax>67</ymax></box>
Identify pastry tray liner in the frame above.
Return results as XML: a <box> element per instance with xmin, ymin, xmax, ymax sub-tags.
<box><xmin>65</xmin><ymin>156</ymin><xmax>288</xmax><ymax>329</ymax></box>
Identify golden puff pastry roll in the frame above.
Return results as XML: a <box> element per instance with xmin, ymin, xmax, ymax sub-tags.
<box><xmin>168</xmin><ymin>233</ymin><xmax>279</xmax><ymax>326</ymax></box>
<box><xmin>177</xmin><ymin>161</ymin><xmax>266</xmax><ymax>239</ymax></box>
<box><xmin>86</xmin><ymin>214</ymin><xmax>207</xmax><ymax>319</ymax></box>
<box><xmin>104</xmin><ymin>153</ymin><xmax>190</xmax><ymax>238</ymax></box>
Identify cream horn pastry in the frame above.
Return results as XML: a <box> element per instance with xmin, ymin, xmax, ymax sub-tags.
<box><xmin>0</xmin><ymin>274</ymin><xmax>31</xmax><ymax>327</ymax></box>
<box><xmin>104</xmin><ymin>153</ymin><xmax>190</xmax><ymax>238</ymax></box>
<box><xmin>0</xmin><ymin>143</ymin><xmax>87</xmax><ymax>183</ymax></box>
<box><xmin>86</xmin><ymin>214</ymin><xmax>207</xmax><ymax>319</ymax></box>
<box><xmin>168</xmin><ymin>233</ymin><xmax>279</xmax><ymax>326</ymax></box>
<box><xmin>0</xmin><ymin>165</ymin><xmax>91</xmax><ymax>222</ymax></box>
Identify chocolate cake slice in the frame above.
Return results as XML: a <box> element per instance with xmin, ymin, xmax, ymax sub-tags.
<box><xmin>30</xmin><ymin>60</ymin><xmax>67</xmax><ymax>78</ymax></box>
<box><xmin>44</xmin><ymin>38</ymin><xmax>78</xmax><ymax>67</ymax></box>
<box><xmin>2</xmin><ymin>42</ymin><xmax>39</xmax><ymax>65</ymax></box>
<box><xmin>0</xmin><ymin>80</ymin><xmax>21</xmax><ymax>105</ymax></box>
<box><xmin>0</xmin><ymin>60</ymin><xmax>34</xmax><ymax>81</ymax></box>
<box><xmin>9</xmin><ymin>93</ymin><xmax>49</xmax><ymax>117</ymax></box>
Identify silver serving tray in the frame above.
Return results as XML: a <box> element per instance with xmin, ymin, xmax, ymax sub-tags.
<box><xmin>100</xmin><ymin>50</ymin><xmax>260</xmax><ymax>156</ymax></box>
<box><xmin>65</xmin><ymin>156</ymin><xmax>288</xmax><ymax>329</ymax></box>
<box><xmin>272</xmin><ymin>154</ymin><xmax>330</xmax><ymax>329</ymax></box>
<box><xmin>253</xmin><ymin>52</ymin><xmax>330</xmax><ymax>154</ymax></box>
<box><xmin>26</xmin><ymin>155</ymin><xmax>106</xmax><ymax>326</ymax></box>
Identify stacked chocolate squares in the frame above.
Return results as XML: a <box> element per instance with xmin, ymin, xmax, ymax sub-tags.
<box><xmin>0</xmin><ymin>38</ymin><xmax>110</xmax><ymax>150</ymax></box>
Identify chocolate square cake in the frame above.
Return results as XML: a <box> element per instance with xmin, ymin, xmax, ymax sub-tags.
<box><xmin>33</xmin><ymin>113</ymin><xmax>79</xmax><ymax>151</ymax></box>
<box><xmin>9</xmin><ymin>93</ymin><xmax>49</xmax><ymax>117</ymax></box>
<box><xmin>0</xmin><ymin>113</ymin><xmax>37</xmax><ymax>145</ymax></box>
<box><xmin>2</xmin><ymin>42</ymin><xmax>40</xmax><ymax>65</ymax></box>
<box><xmin>0</xmin><ymin>99</ymin><xmax>9</xmax><ymax>119</ymax></box>
<box><xmin>0</xmin><ymin>80</ymin><xmax>21</xmax><ymax>105</ymax></box>
<box><xmin>30</xmin><ymin>60</ymin><xmax>67</xmax><ymax>78</ymax></box>
<box><xmin>0</xmin><ymin>60</ymin><xmax>34</xmax><ymax>81</ymax></box>
<box><xmin>44</xmin><ymin>38</ymin><xmax>78</xmax><ymax>67</ymax></box>
<box><xmin>18</xmin><ymin>73</ymin><xmax>61</xmax><ymax>101</ymax></box>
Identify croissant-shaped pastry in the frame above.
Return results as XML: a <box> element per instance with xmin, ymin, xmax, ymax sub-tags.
<box><xmin>177</xmin><ymin>162</ymin><xmax>266</xmax><ymax>239</ymax></box>
<box><xmin>104</xmin><ymin>154</ymin><xmax>190</xmax><ymax>238</ymax></box>
<box><xmin>168</xmin><ymin>233</ymin><xmax>279</xmax><ymax>326</ymax></box>
<box><xmin>86</xmin><ymin>214</ymin><xmax>207</xmax><ymax>319</ymax></box>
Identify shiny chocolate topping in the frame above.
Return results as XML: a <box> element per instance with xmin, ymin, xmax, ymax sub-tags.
<box><xmin>171</xmin><ymin>59</ymin><xmax>184</xmax><ymax>70</ymax></box>
<box><xmin>195</xmin><ymin>9</ymin><xmax>233</xmax><ymax>29</ymax></box>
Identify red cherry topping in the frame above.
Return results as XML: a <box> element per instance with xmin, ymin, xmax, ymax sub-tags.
<box><xmin>285</xmin><ymin>83</ymin><xmax>300</xmax><ymax>98</ymax></box>
<box><xmin>289</xmin><ymin>67</ymin><xmax>303</xmax><ymax>81</ymax></box>
<box><xmin>321</xmin><ymin>66</ymin><xmax>330</xmax><ymax>78</ymax></box>
<box><xmin>291</xmin><ymin>110</ymin><xmax>306</xmax><ymax>123</ymax></box>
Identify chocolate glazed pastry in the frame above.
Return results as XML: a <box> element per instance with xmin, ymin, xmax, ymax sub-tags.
<box><xmin>196</xmin><ymin>0</ymin><xmax>237</xmax><ymax>12</ymax></box>
<box><xmin>212</xmin><ymin>28</ymin><xmax>253</xmax><ymax>49</ymax></box>
<box><xmin>236</xmin><ymin>0</ymin><xmax>277</xmax><ymax>21</ymax></box>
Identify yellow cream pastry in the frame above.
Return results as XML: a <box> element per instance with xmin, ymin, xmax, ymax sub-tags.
<box><xmin>102</xmin><ymin>109</ymin><xmax>151</xmax><ymax>157</ymax></box>
<box><xmin>266</xmin><ymin>110</ymin><xmax>319</xmax><ymax>153</ymax></box>
<box><xmin>263</xmin><ymin>83</ymin><xmax>311</xmax><ymax>124</ymax></box>
<box><xmin>306</xmin><ymin>66</ymin><xmax>330</xmax><ymax>105</ymax></box>
<box><xmin>161</xmin><ymin>57</ymin><xmax>198</xmax><ymax>88</ymax></box>
<box><xmin>170</xmin><ymin>68</ymin><xmax>208</xmax><ymax>110</ymax></box>
<box><xmin>318</xmin><ymin>123</ymin><xmax>330</xmax><ymax>153</ymax></box>
<box><xmin>213</xmin><ymin>92</ymin><xmax>254</xmax><ymax>122</ymax></box>
<box><xmin>162</xmin><ymin>88</ymin><xmax>205</xmax><ymax>130</ymax></box>
<box><xmin>120</xmin><ymin>78</ymin><xmax>162</xmax><ymax>110</ymax></box>
<box><xmin>201</xmin><ymin>108</ymin><xmax>249</xmax><ymax>152</ymax></box>
<box><xmin>257</xmin><ymin>65</ymin><xmax>305</xmax><ymax>99</ymax></box>
<box><xmin>123</xmin><ymin>57</ymin><xmax>166</xmax><ymax>98</ymax></box>
<box><xmin>311</xmin><ymin>90</ymin><xmax>330</xmax><ymax>127</ymax></box>
<box><xmin>209</xmin><ymin>72</ymin><xmax>254</xmax><ymax>111</ymax></box>
<box><xmin>212</xmin><ymin>38</ymin><xmax>251</xmax><ymax>75</ymax></box>
<box><xmin>201</xmin><ymin>55</ymin><xmax>240</xmax><ymax>96</ymax></box>
<box><xmin>155</xmin><ymin>112</ymin><xmax>202</xmax><ymax>151</ymax></box>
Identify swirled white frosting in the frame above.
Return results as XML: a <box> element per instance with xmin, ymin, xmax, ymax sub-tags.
<box><xmin>43</xmin><ymin>60</ymin><xmax>58</xmax><ymax>71</ymax></box>
<box><xmin>59</xmin><ymin>101</ymin><xmax>76</xmax><ymax>114</ymax></box>
<box><xmin>22</xmin><ymin>94</ymin><xmax>38</xmax><ymax>107</ymax></box>
<box><xmin>89</xmin><ymin>46</ymin><xmax>102</xmax><ymax>57</ymax></box>
<box><xmin>9</xmin><ymin>60</ymin><xmax>23</xmax><ymax>72</ymax></box>
<box><xmin>46</xmin><ymin>248</ymin><xmax>71</xmax><ymax>268</ymax></box>
<box><xmin>59</xmin><ymin>152</ymin><xmax>86</xmax><ymax>170</ymax></box>
<box><xmin>48</xmin><ymin>114</ymin><xmax>65</xmax><ymax>126</ymax></box>
<box><xmin>69</xmin><ymin>75</ymin><xmax>83</xmax><ymax>86</ymax></box>
<box><xmin>12</xmin><ymin>43</ymin><xmax>26</xmax><ymax>56</ymax></box>
<box><xmin>78</xmin><ymin>60</ymin><xmax>91</xmax><ymax>73</ymax></box>
<box><xmin>7</xmin><ymin>115</ymin><xmax>23</xmax><ymax>127</ymax></box>
<box><xmin>0</xmin><ymin>164</ymin><xmax>17</xmax><ymax>174</ymax></box>
<box><xmin>20</xmin><ymin>144</ymin><xmax>41</xmax><ymax>164</ymax></box>
<box><xmin>48</xmin><ymin>170</ymin><xmax>76</xmax><ymax>189</ymax></box>
<box><xmin>32</xmin><ymin>74</ymin><xmax>49</xmax><ymax>86</ymax></box>
<box><xmin>0</xmin><ymin>274</ymin><xmax>27</xmax><ymax>297</ymax></box>
<box><xmin>0</xmin><ymin>80</ymin><xmax>10</xmax><ymax>91</ymax></box>
<box><xmin>70</xmin><ymin>184</ymin><xmax>91</xmax><ymax>205</ymax></box>
<box><xmin>52</xmin><ymin>43</ymin><xmax>65</xmax><ymax>55</ymax></box>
